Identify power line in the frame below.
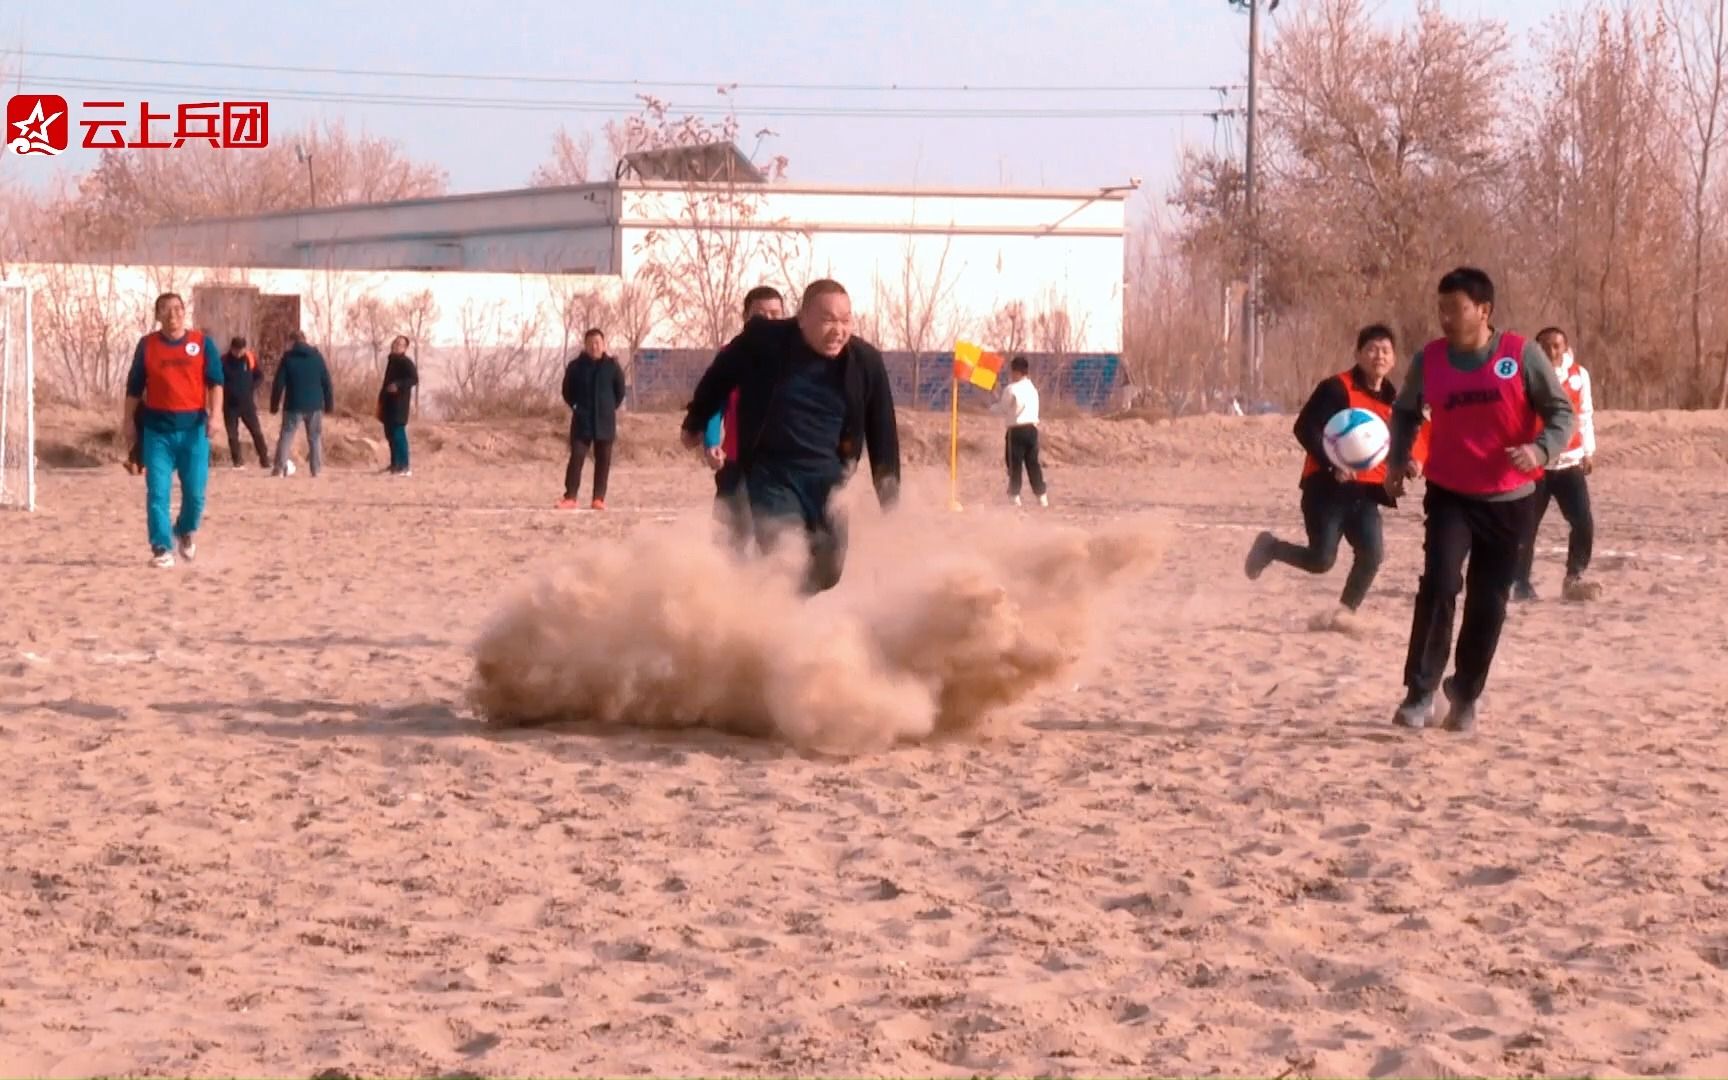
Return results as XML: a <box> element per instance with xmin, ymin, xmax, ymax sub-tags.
<box><xmin>9</xmin><ymin>49</ymin><xmax>1244</xmax><ymax>96</ymax></box>
<box><xmin>26</xmin><ymin>74</ymin><xmax>1242</xmax><ymax>121</ymax></box>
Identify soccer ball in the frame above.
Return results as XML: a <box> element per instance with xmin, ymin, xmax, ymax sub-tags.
<box><xmin>283</xmin><ymin>459</ymin><xmax>297</xmax><ymax>477</ymax></box>
<box><xmin>1323</xmin><ymin>408</ymin><xmax>1391</xmax><ymax>474</ymax></box>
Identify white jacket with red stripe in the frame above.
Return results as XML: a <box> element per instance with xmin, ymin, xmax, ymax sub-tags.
<box><xmin>1550</xmin><ymin>352</ymin><xmax>1596</xmax><ymax>471</ymax></box>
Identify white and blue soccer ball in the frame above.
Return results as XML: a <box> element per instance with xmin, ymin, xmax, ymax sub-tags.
<box><xmin>1323</xmin><ymin>408</ymin><xmax>1390</xmax><ymax>474</ymax></box>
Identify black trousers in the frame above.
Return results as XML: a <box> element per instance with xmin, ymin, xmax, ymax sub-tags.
<box><xmin>1404</xmin><ymin>484</ymin><xmax>1536</xmax><ymax>702</ymax></box>
<box><xmin>223</xmin><ymin>398</ymin><xmax>270</xmax><ymax>467</ymax></box>
<box><xmin>1005</xmin><ymin>424</ymin><xmax>1047</xmax><ymax>497</ymax></box>
<box><xmin>1516</xmin><ymin>467</ymin><xmax>1593</xmax><ymax>584</ymax></box>
<box><xmin>1266</xmin><ymin>483</ymin><xmax>1385</xmax><ymax>610</ymax></box>
<box><xmin>713</xmin><ymin>461</ymin><xmax>752</xmax><ymax>551</ymax></box>
<box><xmin>746</xmin><ymin>458</ymin><xmax>847</xmax><ymax>595</ymax></box>
<box><xmin>564</xmin><ymin>437</ymin><xmax>613</xmax><ymax>501</ymax></box>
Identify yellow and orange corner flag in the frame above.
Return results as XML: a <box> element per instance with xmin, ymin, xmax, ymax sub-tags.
<box><xmin>947</xmin><ymin>341</ymin><xmax>1005</xmax><ymax>511</ymax></box>
<box><xmin>952</xmin><ymin>340</ymin><xmax>1004</xmax><ymax>391</ymax></box>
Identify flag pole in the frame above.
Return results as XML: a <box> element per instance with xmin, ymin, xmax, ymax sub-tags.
<box><xmin>949</xmin><ymin>374</ymin><xmax>962</xmax><ymax>511</ymax></box>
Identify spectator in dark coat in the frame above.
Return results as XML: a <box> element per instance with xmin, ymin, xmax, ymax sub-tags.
<box><xmin>270</xmin><ymin>330</ymin><xmax>334</xmax><ymax>478</ymax></box>
<box><xmin>377</xmin><ymin>334</ymin><xmax>419</xmax><ymax>476</ymax></box>
<box><xmin>557</xmin><ymin>328</ymin><xmax>627</xmax><ymax>509</ymax></box>
<box><xmin>221</xmin><ymin>337</ymin><xmax>271</xmax><ymax>469</ymax></box>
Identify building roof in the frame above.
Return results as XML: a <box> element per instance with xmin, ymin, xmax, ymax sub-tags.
<box><xmin>148</xmin><ymin>178</ymin><xmax>1133</xmax><ymax>229</ymax></box>
<box><xmin>616</xmin><ymin>142</ymin><xmax>765</xmax><ymax>183</ymax></box>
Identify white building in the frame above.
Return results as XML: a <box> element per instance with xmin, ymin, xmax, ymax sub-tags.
<box><xmin>22</xmin><ymin>149</ymin><xmax>1130</xmax><ymax>413</ymax></box>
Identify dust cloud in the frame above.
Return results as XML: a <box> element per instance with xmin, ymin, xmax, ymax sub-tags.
<box><xmin>469</xmin><ymin>504</ymin><xmax>1167</xmax><ymax>755</ymax></box>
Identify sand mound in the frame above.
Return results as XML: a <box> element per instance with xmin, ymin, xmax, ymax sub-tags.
<box><xmin>468</xmin><ymin>508</ymin><xmax>1167</xmax><ymax>754</ymax></box>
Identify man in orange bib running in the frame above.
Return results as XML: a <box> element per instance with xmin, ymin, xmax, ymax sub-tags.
<box><xmin>1246</xmin><ymin>324</ymin><xmax>1425</xmax><ymax>617</ymax></box>
<box><xmin>1383</xmin><ymin>269</ymin><xmax>1575</xmax><ymax>732</ymax></box>
<box><xmin>123</xmin><ymin>292</ymin><xmax>224</xmax><ymax>568</ymax></box>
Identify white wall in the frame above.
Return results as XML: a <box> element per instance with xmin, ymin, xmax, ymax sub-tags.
<box><xmin>10</xmin><ymin>262</ymin><xmax>618</xmax><ymax>414</ymax></box>
<box><xmin>11</xmin><ymin>261</ymin><xmax>614</xmax><ymax>344</ymax></box>
<box><xmin>620</xmin><ymin>185</ymin><xmax>1124</xmax><ymax>351</ymax></box>
<box><xmin>137</xmin><ymin>184</ymin><xmax>1126</xmax><ymax>351</ymax></box>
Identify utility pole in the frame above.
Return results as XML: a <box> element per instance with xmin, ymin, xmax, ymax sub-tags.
<box><xmin>1243</xmin><ymin>0</ymin><xmax>1265</xmax><ymax>403</ymax></box>
<box><xmin>1230</xmin><ymin>0</ymin><xmax>1274</xmax><ymax>403</ymax></box>
<box><xmin>296</xmin><ymin>144</ymin><xmax>318</xmax><ymax>208</ymax></box>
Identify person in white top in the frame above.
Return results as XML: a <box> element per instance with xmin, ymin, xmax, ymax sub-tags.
<box><xmin>996</xmin><ymin>356</ymin><xmax>1048</xmax><ymax>507</ymax></box>
<box><xmin>1514</xmin><ymin>326</ymin><xmax>1600</xmax><ymax>602</ymax></box>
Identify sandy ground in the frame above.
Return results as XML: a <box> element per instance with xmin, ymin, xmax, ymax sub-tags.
<box><xmin>3</xmin><ymin>411</ymin><xmax>1728</xmax><ymax>1078</ymax></box>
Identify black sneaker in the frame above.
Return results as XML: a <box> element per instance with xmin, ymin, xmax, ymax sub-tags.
<box><xmin>1392</xmin><ymin>691</ymin><xmax>1434</xmax><ymax>730</ymax></box>
<box><xmin>1512</xmin><ymin>581</ymin><xmax>1537</xmax><ymax>603</ymax></box>
<box><xmin>1245</xmin><ymin>531</ymin><xmax>1277</xmax><ymax>580</ymax></box>
<box><xmin>1441</xmin><ymin>676</ymin><xmax>1476</xmax><ymax>733</ymax></box>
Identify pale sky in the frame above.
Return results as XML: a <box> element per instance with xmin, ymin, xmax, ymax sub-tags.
<box><xmin>4</xmin><ymin>0</ymin><xmax>1569</xmax><ymax>215</ymax></box>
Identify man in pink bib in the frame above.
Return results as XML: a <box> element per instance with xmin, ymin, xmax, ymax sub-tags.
<box><xmin>1383</xmin><ymin>268</ymin><xmax>1575</xmax><ymax>733</ymax></box>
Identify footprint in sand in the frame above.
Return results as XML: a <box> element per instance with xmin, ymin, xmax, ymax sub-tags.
<box><xmin>1459</xmin><ymin>865</ymin><xmax>1522</xmax><ymax>887</ymax></box>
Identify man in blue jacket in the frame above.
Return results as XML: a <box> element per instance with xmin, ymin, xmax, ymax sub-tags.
<box><xmin>270</xmin><ymin>330</ymin><xmax>334</xmax><ymax>478</ymax></box>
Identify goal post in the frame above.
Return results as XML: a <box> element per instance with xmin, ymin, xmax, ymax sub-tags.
<box><xmin>0</xmin><ymin>282</ymin><xmax>35</xmax><ymax>512</ymax></box>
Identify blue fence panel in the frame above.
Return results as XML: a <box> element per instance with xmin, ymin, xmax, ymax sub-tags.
<box><xmin>625</xmin><ymin>346</ymin><xmax>1123</xmax><ymax>413</ymax></box>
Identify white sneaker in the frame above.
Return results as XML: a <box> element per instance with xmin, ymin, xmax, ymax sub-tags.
<box><xmin>150</xmin><ymin>550</ymin><xmax>176</xmax><ymax>569</ymax></box>
<box><xmin>1038</xmin><ymin>493</ymin><xmax>1050</xmax><ymax>508</ymax></box>
<box><xmin>176</xmin><ymin>535</ymin><xmax>197</xmax><ymax>562</ymax></box>
<box><xmin>1012</xmin><ymin>495</ymin><xmax>1023</xmax><ymax>507</ymax></box>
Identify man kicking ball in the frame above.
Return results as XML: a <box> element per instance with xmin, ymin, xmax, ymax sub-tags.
<box><xmin>1246</xmin><ymin>324</ymin><xmax>1417</xmax><ymax>619</ymax></box>
<box><xmin>680</xmin><ymin>279</ymin><xmax>900</xmax><ymax>595</ymax></box>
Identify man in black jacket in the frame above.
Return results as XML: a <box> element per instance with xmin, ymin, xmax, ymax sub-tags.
<box><xmin>1245</xmin><ymin>324</ymin><xmax>1406</xmax><ymax>617</ymax></box>
<box><xmin>220</xmin><ymin>337</ymin><xmax>270</xmax><ymax>469</ymax></box>
<box><xmin>377</xmin><ymin>335</ymin><xmax>419</xmax><ymax>476</ymax></box>
<box><xmin>559</xmin><ymin>328</ymin><xmax>627</xmax><ymax>510</ymax></box>
<box><xmin>270</xmin><ymin>330</ymin><xmax>334</xmax><ymax>478</ymax></box>
<box><xmin>680</xmin><ymin>278</ymin><xmax>901</xmax><ymax>595</ymax></box>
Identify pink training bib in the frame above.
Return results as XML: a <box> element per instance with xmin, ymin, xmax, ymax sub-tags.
<box><xmin>1421</xmin><ymin>333</ymin><xmax>1543</xmax><ymax>496</ymax></box>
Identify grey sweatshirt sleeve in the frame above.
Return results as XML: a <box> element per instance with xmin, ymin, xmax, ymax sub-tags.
<box><xmin>1520</xmin><ymin>340</ymin><xmax>1575</xmax><ymax>466</ymax></box>
<box><xmin>1386</xmin><ymin>348</ymin><xmax>1426</xmax><ymax>471</ymax></box>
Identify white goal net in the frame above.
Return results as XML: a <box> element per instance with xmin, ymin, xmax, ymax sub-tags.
<box><xmin>0</xmin><ymin>283</ymin><xmax>35</xmax><ymax>512</ymax></box>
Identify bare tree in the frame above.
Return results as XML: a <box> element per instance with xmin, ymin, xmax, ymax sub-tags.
<box><xmin>878</xmin><ymin>230</ymin><xmax>965</xmax><ymax>399</ymax></box>
<box><xmin>1506</xmin><ymin>4</ymin><xmax>1685</xmax><ymax>409</ymax></box>
<box><xmin>529</xmin><ymin>126</ymin><xmax>595</xmax><ymax>187</ymax></box>
<box><xmin>302</xmin><ymin>259</ymin><xmax>371</xmax><ymax>414</ymax></box>
<box><xmin>32</xmin><ymin>257</ymin><xmax>143</xmax><ymax>405</ymax></box>
<box><xmin>1662</xmin><ymin>0</ymin><xmax>1728</xmax><ymax>405</ymax></box>
<box><xmin>622</xmin><ymin>94</ymin><xmax>805</xmax><ymax>348</ymax></box>
<box><xmin>440</xmin><ymin>300</ymin><xmax>552</xmax><ymax>419</ymax></box>
<box><xmin>613</xmin><ymin>273</ymin><xmax>665</xmax><ymax>391</ymax></box>
<box><xmin>1173</xmin><ymin>0</ymin><xmax>1512</xmax><ymax>404</ymax></box>
<box><xmin>1033</xmin><ymin>288</ymin><xmax>1088</xmax><ymax>361</ymax></box>
<box><xmin>543</xmin><ymin>273</ymin><xmax>612</xmax><ymax>365</ymax></box>
<box><xmin>59</xmin><ymin>119</ymin><xmax>446</xmax><ymax>254</ymax></box>
<box><xmin>981</xmin><ymin>300</ymin><xmax>1031</xmax><ymax>356</ymax></box>
<box><xmin>1123</xmin><ymin>233</ymin><xmax>1236</xmax><ymax>414</ymax></box>
<box><xmin>344</xmin><ymin>294</ymin><xmax>395</xmax><ymax>372</ymax></box>
<box><xmin>392</xmin><ymin>290</ymin><xmax>439</xmax><ymax>351</ymax></box>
